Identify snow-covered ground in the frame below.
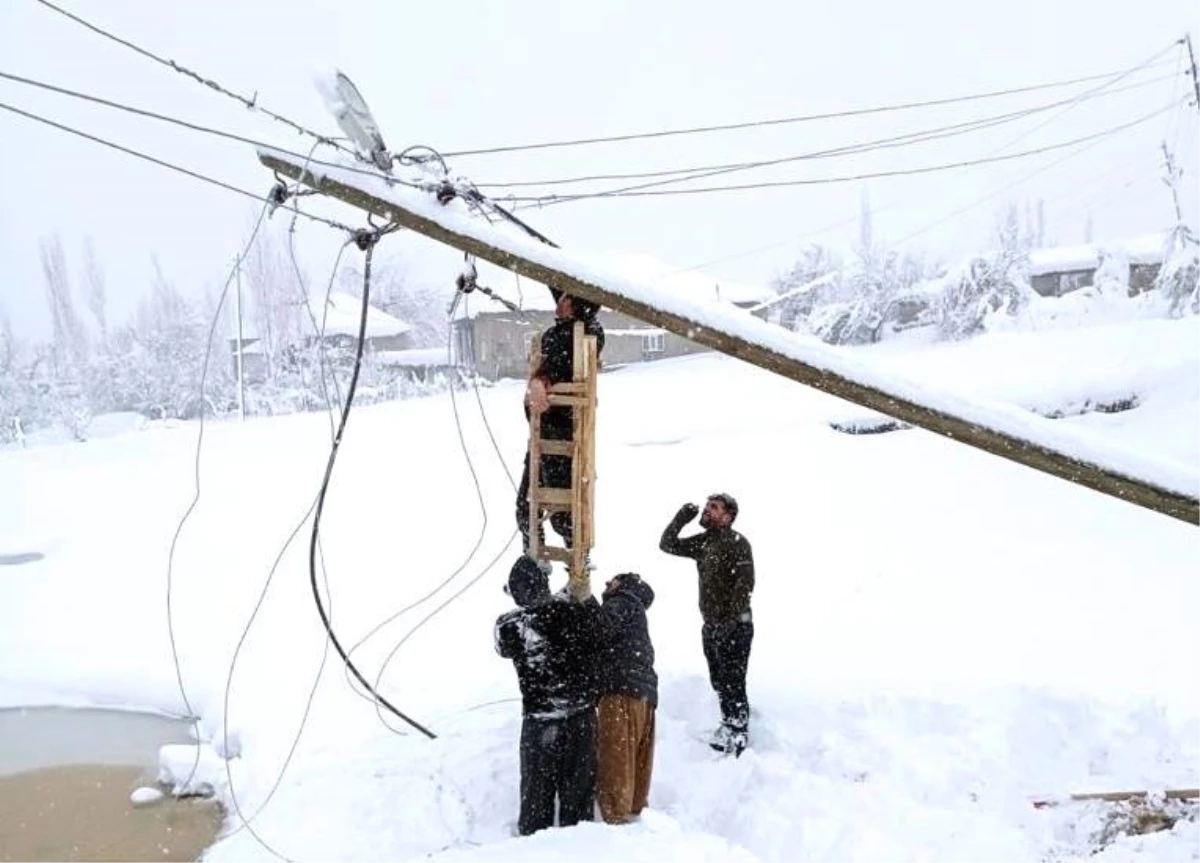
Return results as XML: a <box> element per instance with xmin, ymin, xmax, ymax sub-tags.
<box><xmin>1</xmin><ymin>315</ymin><xmax>1197</xmax><ymax>861</ymax></box>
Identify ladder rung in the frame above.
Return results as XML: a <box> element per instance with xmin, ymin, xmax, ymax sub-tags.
<box><xmin>539</xmin><ymin>547</ymin><xmax>572</xmax><ymax>563</ymax></box>
<box><xmin>546</xmin><ymin>394</ymin><xmax>586</xmax><ymax>407</ymax></box>
<box><xmin>538</xmin><ymin>440</ymin><xmax>576</xmax><ymax>456</ymax></box>
<box><xmin>548</xmin><ymin>382</ymin><xmax>587</xmax><ymax>394</ymax></box>
<box><xmin>533</xmin><ymin>488</ymin><xmax>575</xmax><ymax>507</ymax></box>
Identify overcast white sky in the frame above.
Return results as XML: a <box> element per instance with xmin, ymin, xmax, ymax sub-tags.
<box><xmin>1</xmin><ymin>0</ymin><xmax>1197</xmax><ymax>340</ymax></box>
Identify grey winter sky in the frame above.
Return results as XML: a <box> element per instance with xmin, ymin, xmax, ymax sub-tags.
<box><xmin>1</xmin><ymin>0</ymin><xmax>1197</xmax><ymax>340</ymax></box>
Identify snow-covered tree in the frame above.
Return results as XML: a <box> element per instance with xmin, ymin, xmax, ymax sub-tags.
<box><xmin>768</xmin><ymin>244</ymin><xmax>842</xmax><ymax>329</ymax></box>
<box><xmin>1157</xmin><ymin>225</ymin><xmax>1200</xmax><ymax>318</ymax></box>
<box><xmin>114</xmin><ymin>257</ymin><xmax>215</xmax><ymax>419</ymax></box>
<box><xmin>244</xmin><ymin>224</ymin><xmax>302</xmax><ymax>382</ymax></box>
<box><xmin>341</xmin><ymin>253</ymin><xmax>451</xmax><ymax>348</ymax></box>
<box><xmin>931</xmin><ymin>205</ymin><xmax>1035</xmax><ymax>340</ymax></box>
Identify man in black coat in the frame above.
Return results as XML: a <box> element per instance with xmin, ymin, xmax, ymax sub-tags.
<box><xmin>594</xmin><ymin>572</ymin><xmax>658</xmax><ymax>824</ymax></box>
<box><xmin>516</xmin><ymin>289</ymin><xmax>605</xmax><ymax>553</ymax></box>
<box><xmin>660</xmin><ymin>493</ymin><xmax>755</xmax><ymax>756</ymax></box>
<box><xmin>494</xmin><ymin>555</ymin><xmax>604</xmax><ymax>835</ymax></box>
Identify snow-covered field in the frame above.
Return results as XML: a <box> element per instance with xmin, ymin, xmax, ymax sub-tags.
<box><xmin>1</xmin><ymin>315</ymin><xmax>1197</xmax><ymax>861</ymax></box>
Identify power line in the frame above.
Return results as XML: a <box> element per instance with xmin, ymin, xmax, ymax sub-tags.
<box><xmin>891</xmin><ymin>132</ymin><xmax>1135</xmax><ymax>249</ymax></box>
<box><xmin>0</xmin><ymin>97</ymin><xmax>355</xmax><ymax>233</ymax></box>
<box><xmin>439</xmin><ymin>49</ymin><xmax>1181</xmax><ymax>158</ymax></box>
<box><xmin>164</xmin><ymin>200</ymin><xmax>293</xmax><ymax>863</ymax></box>
<box><xmin>476</xmin><ymin>71</ymin><xmax>1182</xmax><ymax>190</ymax></box>
<box><xmin>508</xmin><ymin>99</ymin><xmax>1184</xmax><ymax>204</ymax></box>
<box><xmin>29</xmin><ymin>0</ymin><xmax>352</xmax><ymax>157</ymax></box>
<box><xmin>667</xmin><ymin>82</ymin><xmax>1190</xmax><ymax>277</ymax></box>
<box><xmin>217</xmin><ymin>236</ymin><xmax>353</xmax><ymax>849</ymax></box>
<box><xmin>0</xmin><ymin>70</ymin><xmax>430</xmax><ymax>192</ymax></box>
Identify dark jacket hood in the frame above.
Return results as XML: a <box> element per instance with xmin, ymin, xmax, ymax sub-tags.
<box><xmin>610</xmin><ymin>573</ymin><xmax>654</xmax><ymax>610</ymax></box>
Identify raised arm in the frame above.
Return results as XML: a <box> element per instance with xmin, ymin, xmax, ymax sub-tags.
<box><xmin>659</xmin><ymin>503</ymin><xmax>704</xmax><ymax>559</ymax></box>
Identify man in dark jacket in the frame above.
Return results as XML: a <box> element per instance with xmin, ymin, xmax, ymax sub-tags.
<box><xmin>593</xmin><ymin>572</ymin><xmax>657</xmax><ymax>824</ymax></box>
<box><xmin>659</xmin><ymin>493</ymin><xmax>755</xmax><ymax>756</ymax></box>
<box><xmin>516</xmin><ymin>289</ymin><xmax>605</xmax><ymax>553</ymax></box>
<box><xmin>494</xmin><ymin>555</ymin><xmax>604</xmax><ymax>835</ymax></box>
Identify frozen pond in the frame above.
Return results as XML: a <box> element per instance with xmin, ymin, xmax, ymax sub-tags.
<box><xmin>0</xmin><ymin>706</ymin><xmax>195</xmax><ymax>775</ymax></box>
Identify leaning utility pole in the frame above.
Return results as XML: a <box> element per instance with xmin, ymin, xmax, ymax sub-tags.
<box><xmin>257</xmin><ymin>148</ymin><xmax>1199</xmax><ymax>526</ymax></box>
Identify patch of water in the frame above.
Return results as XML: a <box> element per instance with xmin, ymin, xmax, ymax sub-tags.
<box><xmin>0</xmin><ymin>706</ymin><xmax>195</xmax><ymax>776</ymax></box>
<box><xmin>0</xmin><ymin>707</ymin><xmax>221</xmax><ymax>863</ymax></box>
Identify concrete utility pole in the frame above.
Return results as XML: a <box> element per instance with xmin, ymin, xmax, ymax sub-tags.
<box><xmin>1186</xmin><ymin>34</ymin><xmax>1200</xmax><ymax>114</ymax></box>
<box><xmin>235</xmin><ymin>258</ymin><xmax>246</xmax><ymax>422</ymax></box>
<box><xmin>258</xmin><ymin>148</ymin><xmax>1199</xmax><ymax>526</ymax></box>
<box><xmin>1160</xmin><ymin>141</ymin><xmax>1184</xmax><ymax>224</ymax></box>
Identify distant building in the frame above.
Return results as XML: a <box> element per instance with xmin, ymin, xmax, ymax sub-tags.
<box><xmin>1028</xmin><ymin>234</ymin><xmax>1167</xmax><ymax>298</ymax></box>
<box><xmin>231</xmin><ymin>291</ymin><xmax>414</xmax><ymax>383</ymax></box>
<box><xmin>452</xmin><ymin>253</ymin><xmax>772</xmax><ymax>380</ymax></box>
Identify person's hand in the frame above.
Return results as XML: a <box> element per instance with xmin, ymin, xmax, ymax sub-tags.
<box><xmin>676</xmin><ymin>502</ymin><xmax>699</xmax><ymax>522</ymax></box>
<box><xmin>526</xmin><ymin>377</ymin><xmax>549</xmax><ymax>414</ymax></box>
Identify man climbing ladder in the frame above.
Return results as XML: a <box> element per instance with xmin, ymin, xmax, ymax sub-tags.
<box><xmin>517</xmin><ymin>288</ymin><xmax>604</xmax><ymax>598</ymax></box>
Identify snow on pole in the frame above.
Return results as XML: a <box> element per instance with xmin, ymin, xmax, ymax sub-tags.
<box><xmin>256</xmin><ymin>146</ymin><xmax>1199</xmax><ymax>526</ymax></box>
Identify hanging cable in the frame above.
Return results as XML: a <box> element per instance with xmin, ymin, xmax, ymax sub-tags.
<box><xmin>162</xmin><ymin>198</ymin><xmax>298</xmax><ymax>863</ymax></box>
<box><xmin>304</xmin><ymin>224</ymin><xmax>436</xmax><ymax>739</ymax></box>
<box><xmin>217</xmin><ymin>235</ymin><xmax>354</xmax><ymax>852</ymax></box>
<box><xmin>339</xmin><ymin>299</ymin><xmax>493</xmax><ymax>710</ymax></box>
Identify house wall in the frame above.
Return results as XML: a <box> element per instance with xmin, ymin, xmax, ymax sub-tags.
<box><xmin>1129</xmin><ymin>263</ymin><xmax>1161</xmax><ymax>296</ymax></box>
<box><xmin>598</xmin><ymin>310</ymin><xmax>707</xmax><ymax>364</ymax></box>
<box><xmin>1031</xmin><ymin>269</ymin><xmax>1094</xmax><ymax>298</ymax></box>
<box><xmin>458</xmin><ymin>311</ymin><xmax>555</xmax><ymax>380</ymax></box>
<box><xmin>368</xmin><ymin>332</ymin><xmax>415</xmax><ymax>352</ymax></box>
<box><xmin>456</xmin><ymin>308</ymin><xmax>712</xmax><ymax>380</ymax></box>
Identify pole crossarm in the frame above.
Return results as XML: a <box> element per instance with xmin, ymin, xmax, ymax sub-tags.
<box><xmin>258</xmin><ymin>147</ymin><xmax>1199</xmax><ymax>525</ymax></box>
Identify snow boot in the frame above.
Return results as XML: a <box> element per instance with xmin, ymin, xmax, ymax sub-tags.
<box><xmin>709</xmin><ymin>723</ymin><xmax>748</xmax><ymax>757</ymax></box>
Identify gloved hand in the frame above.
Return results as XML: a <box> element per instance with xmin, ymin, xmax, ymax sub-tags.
<box><xmin>675</xmin><ymin>502</ymin><xmax>700</xmax><ymax>523</ymax></box>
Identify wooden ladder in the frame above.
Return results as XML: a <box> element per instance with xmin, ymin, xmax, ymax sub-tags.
<box><xmin>527</xmin><ymin>321</ymin><xmax>599</xmax><ymax>599</ymax></box>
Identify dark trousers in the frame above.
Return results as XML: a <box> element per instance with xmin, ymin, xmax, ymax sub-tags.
<box><xmin>701</xmin><ymin>620</ymin><xmax>754</xmax><ymax>732</ymax></box>
<box><xmin>516</xmin><ymin>451</ymin><xmax>574</xmax><ymax>551</ymax></box>
<box><xmin>518</xmin><ymin>708</ymin><xmax>596</xmax><ymax>836</ymax></box>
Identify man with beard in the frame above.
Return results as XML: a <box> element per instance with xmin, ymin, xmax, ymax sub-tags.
<box><xmin>659</xmin><ymin>493</ymin><xmax>755</xmax><ymax>756</ymax></box>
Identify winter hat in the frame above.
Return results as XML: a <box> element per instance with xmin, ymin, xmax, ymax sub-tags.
<box><xmin>507</xmin><ymin>556</ymin><xmax>550</xmax><ymax>607</ymax></box>
<box><xmin>572</xmin><ymin>296</ymin><xmax>600</xmax><ymax>320</ymax></box>
<box><xmin>549</xmin><ymin>287</ymin><xmax>599</xmax><ymax>321</ymax></box>
<box><xmin>609</xmin><ymin>572</ymin><xmax>655</xmax><ymax>609</ymax></box>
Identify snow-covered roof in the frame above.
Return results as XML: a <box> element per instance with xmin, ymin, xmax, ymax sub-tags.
<box><xmin>453</xmin><ymin>251</ymin><xmax>772</xmax><ymax>320</ymax></box>
<box><xmin>1028</xmin><ymin>233</ymin><xmax>1169</xmax><ymax>276</ymax></box>
<box><xmin>374</xmin><ymin>347</ymin><xmax>451</xmax><ymax>367</ymax></box>
<box><xmin>302</xmin><ymin>291</ymin><xmax>412</xmax><ymax>339</ymax></box>
<box><xmin>606</xmin><ymin>327</ymin><xmax>667</xmax><ymax>336</ymax></box>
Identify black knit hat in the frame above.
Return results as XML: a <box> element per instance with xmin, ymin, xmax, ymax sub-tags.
<box><xmin>549</xmin><ymin>287</ymin><xmax>599</xmax><ymax>321</ymax></box>
<box><xmin>506</xmin><ymin>556</ymin><xmax>549</xmax><ymax>607</ymax></box>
